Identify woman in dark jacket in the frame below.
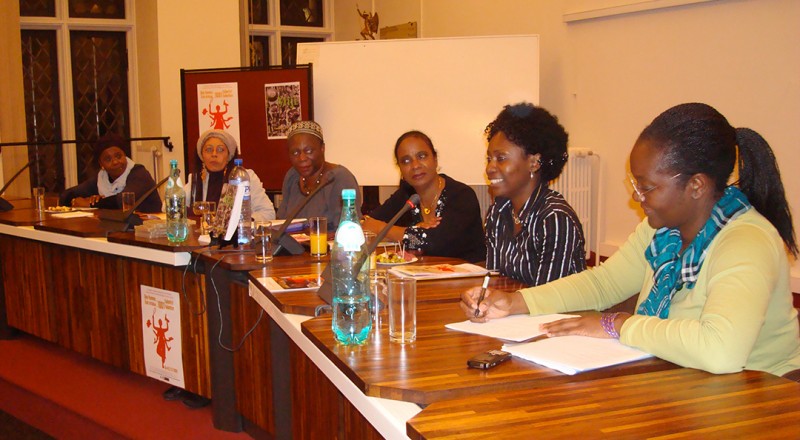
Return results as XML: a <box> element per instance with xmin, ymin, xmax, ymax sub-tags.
<box><xmin>59</xmin><ymin>134</ymin><xmax>162</xmax><ymax>212</ymax></box>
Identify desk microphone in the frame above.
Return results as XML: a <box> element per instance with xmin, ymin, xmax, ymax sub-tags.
<box><xmin>0</xmin><ymin>160</ymin><xmax>34</xmax><ymax>212</ymax></box>
<box><xmin>96</xmin><ymin>174</ymin><xmax>170</xmax><ymax>229</ymax></box>
<box><xmin>272</xmin><ymin>175</ymin><xmax>335</xmax><ymax>256</ymax></box>
<box><xmin>317</xmin><ymin>194</ymin><xmax>420</xmax><ymax>305</ymax></box>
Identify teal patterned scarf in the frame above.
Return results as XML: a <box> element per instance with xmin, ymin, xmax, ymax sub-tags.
<box><xmin>638</xmin><ymin>186</ymin><xmax>751</xmax><ymax>318</ymax></box>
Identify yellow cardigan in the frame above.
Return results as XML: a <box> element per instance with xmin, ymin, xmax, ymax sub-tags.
<box><xmin>520</xmin><ymin>209</ymin><xmax>800</xmax><ymax>376</ymax></box>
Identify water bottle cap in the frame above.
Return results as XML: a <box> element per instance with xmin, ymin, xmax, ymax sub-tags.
<box><xmin>234</xmin><ymin>159</ymin><xmax>243</xmax><ymax>166</ymax></box>
<box><xmin>170</xmin><ymin>159</ymin><xmax>178</xmax><ymax>167</ymax></box>
<box><xmin>341</xmin><ymin>189</ymin><xmax>356</xmax><ymax>200</ymax></box>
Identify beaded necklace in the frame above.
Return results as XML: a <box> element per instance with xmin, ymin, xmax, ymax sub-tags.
<box><xmin>299</xmin><ymin>167</ymin><xmax>325</xmax><ymax>196</ymax></box>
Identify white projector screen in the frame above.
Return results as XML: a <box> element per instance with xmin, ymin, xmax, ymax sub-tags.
<box><xmin>297</xmin><ymin>35</ymin><xmax>539</xmax><ymax>186</ymax></box>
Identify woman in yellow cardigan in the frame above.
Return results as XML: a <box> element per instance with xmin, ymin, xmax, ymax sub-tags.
<box><xmin>461</xmin><ymin>102</ymin><xmax>800</xmax><ymax>377</ymax></box>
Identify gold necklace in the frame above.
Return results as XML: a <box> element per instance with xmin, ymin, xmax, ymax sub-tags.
<box><xmin>421</xmin><ymin>177</ymin><xmax>444</xmax><ymax>215</ymax></box>
<box><xmin>511</xmin><ymin>209</ymin><xmax>523</xmax><ymax>225</ymax></box>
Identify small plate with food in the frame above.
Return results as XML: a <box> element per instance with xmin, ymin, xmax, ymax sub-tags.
<box><xmin>376</xmin><ymin>251</ymin><xmax>418</xmax><ymax>266</ymax></box>
<box><xmin>44</xmin><ymin>206</ymin><xmax>75</xmax><ymax>213</ymax></box>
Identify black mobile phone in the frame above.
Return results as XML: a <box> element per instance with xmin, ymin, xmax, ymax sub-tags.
<box><xmin>467</xmin><ymin>349</ymin><xmax>511</xmax><ymax>370</ymax></box>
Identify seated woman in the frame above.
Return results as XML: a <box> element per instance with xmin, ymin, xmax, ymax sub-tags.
<box><xmin>484</xmin><ymin>103</ymin><xmax>586</xmax><ymax>285</ymax></box>
<box><xmin>362</xmin><ymin>131</ymin><xmax>485</xmax><ymax>263</ymax></box>
<box><xmin>187</xmin><ymin>129</ymin><xmax>275</xmax><ymax>221</ymax></box>
<box><xmin>59</xmin><ymin>134</ymin><xmax>162</xmax><ymax>212</ymax></box>
<box><xmin>277</xmin><ymin>121</ymin><xmax>361</xmax><ymax>231</ymax></box>
<box><xmin>462</xmin><ymin>103</ymin><xmax>800</xmax><ymax>377</ymax></box>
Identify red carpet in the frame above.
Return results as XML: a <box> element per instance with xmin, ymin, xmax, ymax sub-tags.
<box><xmin>0</xmin><ymin>333</ymin><xmax>249</xmax><ymax>439</ymax></box>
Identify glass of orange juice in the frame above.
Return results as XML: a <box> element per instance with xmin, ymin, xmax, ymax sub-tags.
<box><xmin>309</xmin><ymin>216</ymin><xmax>328</xmax><ymax>258</ymax></box>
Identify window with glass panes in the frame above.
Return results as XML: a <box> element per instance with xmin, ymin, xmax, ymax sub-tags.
<box><xmin>19</xmin><ymin>0</ymin><xmax>132</xmax><ymax>191</ymax></box>
<box><xmin>245</xmin><ymin>0</ymin><xmax>331</xmax><ymax>67</ymax></box>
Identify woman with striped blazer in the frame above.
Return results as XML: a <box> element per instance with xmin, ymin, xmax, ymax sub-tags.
<box><xmin>484</xmin><ymin>103</ymin><xmax>586</xmax><ymax>286</ymax></box>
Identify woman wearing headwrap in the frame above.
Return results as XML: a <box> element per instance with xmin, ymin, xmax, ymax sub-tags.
<box><xmin>187</xmin><ymin>129</ymin><xmax>275</xmax><ymax>221</ymax></box>
<box><xmin>277</xmin><ymin>120</ymin><xmax>361</xmax><ymax>231</ymax></box>
<box><xmin>59</xmin><ymin>134</ymin><xmax>162</xmax><ymax>212</ymax></box>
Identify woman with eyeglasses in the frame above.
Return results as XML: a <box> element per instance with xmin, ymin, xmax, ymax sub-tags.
<box><xmin>277</xmin><ymin>121</ymin><xmax>361</xmax><ymax>231</ymax></box>
<box><xmin>462</xmin><ymin>103</ymin><xmax>800</xmax><ymax>378</ymax></box>
<box><xmin>483</xmin><ymin>103</ymin><xmax>586</xmax><ymax>285</ymax></box>
<box><xmin>188</xmin><ymin>129</ymin><xmax>275</xmax><ymax>221</ymax></box>
<box><xmin>362</xmin><ymin>130</ymin><xmax>486</xmax><ymax>263</ymax></box>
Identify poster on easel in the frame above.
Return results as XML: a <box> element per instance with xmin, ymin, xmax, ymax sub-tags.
<box><xmin>197</xmin><ymin>82</ymin><xmax>241</xmax><ymax>151</ymax></box>
<box><xmin>141</xmin><ymin>285</ymin><xmax>185</xmax><ymax>388</ymax></box>
<box><xmin>181</xmin><ymin>65</ymin><xmax>313</xmax><ymax>190</ymax></box>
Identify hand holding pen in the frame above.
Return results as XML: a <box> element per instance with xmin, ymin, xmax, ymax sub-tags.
<box><xmin>474</xmin><ymin>274</ymin><xmax>491</xmax><ymax>318</ymax></box>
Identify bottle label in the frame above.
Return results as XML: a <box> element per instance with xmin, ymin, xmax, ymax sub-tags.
<box><xmin>336</xmin><ymin>221</ymin><xmax>365</xmax><ymax>252</ymax></box>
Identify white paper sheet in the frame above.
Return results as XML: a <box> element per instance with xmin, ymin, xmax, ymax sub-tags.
<box><xmin>502</xmin><ymin>336</ymin><xmax>653</xmax><ymax>375</ymax></box>
<box><xmin>445</xmin><ymin>314</ymin><xmax>579</xmax><ymax>342</ymax></box>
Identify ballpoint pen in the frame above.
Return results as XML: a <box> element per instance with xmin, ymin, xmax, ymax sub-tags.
<box><xmin>474</xmin><ymin>273</ymin><xmax>491</xmax><ymax>318</ymax></box>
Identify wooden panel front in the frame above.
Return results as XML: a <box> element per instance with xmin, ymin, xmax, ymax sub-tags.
<box><xmin>231</xmin><ymin>280</ymin><xmax>275</xmax><ymax>434</ymax></box>
<box><xmin>0</xmin><ymin>236</ymin><xmax>55</xmax><ymax>341</ymax></box>
<box><xmin>302</xmin><ymin>302</ymin><xmax>677</xmax><ymax>405</ymax></box>
<box><xmin>407</xmin><ymin>369</ymin><xmax>800</xmax><ymax>439</ymax></box>
<box><xmin>290</xmin><ymin>340</ymin><xmax>382</xmax><ymax>440</ymax></box>
<box><xmin>122</xmin><ymin>258</ymin><xmax>211</xmax><ymax>397</ymax></box>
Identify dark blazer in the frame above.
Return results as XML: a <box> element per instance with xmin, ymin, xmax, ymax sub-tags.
<box><xmin>59</xmin><ymin>164</ymin><xmax>162</xmax><ymax>213</ymax></box>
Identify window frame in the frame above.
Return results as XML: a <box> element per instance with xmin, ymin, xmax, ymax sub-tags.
<box><xmin>241</xmin><ymin>0</ymin><xmax>333</xmax><ymax>67</ymax></box>
<box><xmin>19</xmin><ymin>0</ymin><xmax>140</xmax><ymax>188</ymax></box>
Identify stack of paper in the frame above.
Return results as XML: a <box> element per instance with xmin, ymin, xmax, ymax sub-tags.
<box><xmin>502</xmin><ymin>336</ymin><xmax>652</xmax><ymax>375</ymax></box>
<box><xmin>446</xmin><ymin>314</ymin><xmax>653</xmax><ymax>375</ymax></box>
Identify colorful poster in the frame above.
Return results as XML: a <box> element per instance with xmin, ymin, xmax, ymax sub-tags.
<box><xmin>141</xmin><ymin>285</ymin><xmax>185</xmax><ymax>388</ymax></box>
<box><xmin>265</xmin><ymin>81</ymin><xmax>302</xmax><ymax>139</ymax></box>
<box><xmin>197</xmin><ymin>82</ymin><xmax>241</xmax><ymax>150</ymax></box>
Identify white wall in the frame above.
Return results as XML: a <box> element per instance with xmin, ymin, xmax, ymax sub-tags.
<box><xmin>148</xmin><ymin>0</ymin><xmax>242</xmax><ymax>174</ymax></box>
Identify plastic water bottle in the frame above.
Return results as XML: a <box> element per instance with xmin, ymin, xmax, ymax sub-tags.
<box><xmin>228</xmin><ymin>158</ymin><xmax>251</xmax><ymax>245</ymax></box>
<box><xmin>165</xmin><ymin>159</ymin><xmax>188</xmax><ymax>243</ymax></box>
<box><xmin>331</xmin><ymin>189</ymin><xmax>371</xmax><ymax>345</ymax></box>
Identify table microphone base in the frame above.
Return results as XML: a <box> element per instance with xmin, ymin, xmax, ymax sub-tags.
<box><xmin>0</xmin><ymin>198</ymin><xmax>13</xmax><ymax>212</ymax></box>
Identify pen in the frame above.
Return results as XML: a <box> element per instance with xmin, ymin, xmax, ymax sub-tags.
<box><xmin>474</xmin><ymin>273</ymin><xmax>491</xmax><ymax>318</ymax></box>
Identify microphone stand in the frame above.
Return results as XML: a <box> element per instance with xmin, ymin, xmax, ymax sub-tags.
<box><xmin>316</xmin><ymin>194</ymin><xmax>420</xmax><ymax>305</ymax></box>
<box><xmin>272</xmin><ymin>176</ymin><xmax>335</xmax><ymax>256</ymax></box>
<box><xmin>0</xmin><ymin>160</ymin><xmax>34</xmax><ymax>212</ymax></box>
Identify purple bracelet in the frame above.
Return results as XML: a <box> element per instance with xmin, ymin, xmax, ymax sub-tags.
<box><xmin>601</xmin><ymin>312</ymin><xmax>620</xmax><ymax>338</ymax></box>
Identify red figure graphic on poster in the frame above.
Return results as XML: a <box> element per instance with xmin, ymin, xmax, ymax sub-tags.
<box><xmin>148</xmin><ymin>312</ymin><xmax>174</xmax><ymax>368</ymax></box>
<box><xmin>202</xmin><ymin>100</ymin><xmax>233</xmax><ymax>129</ymax></box>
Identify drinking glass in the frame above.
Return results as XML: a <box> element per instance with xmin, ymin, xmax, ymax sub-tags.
<box><xmin>198</xmin><ymin>201</ymin><xmax>216</xmax><ymax>235</ymax></box>
<box><xmin>309</xmin><ymin>217</ymin><xmax>328</xmax><ymax>258</ymax></box>
<box><xmin>388</xmin><ymin>275</ymin><xmax>417</xmax><ymax>344</ymax></box>
<box><xmin>254</xmin><ymin>221</ymin><xmax>273</xmax><ymax>263</ymax></box>
<box><xmin>121</xmin><ymin>192</ymin><xmax>135</xmax><ymax>213</ymax></box>
<box><xmin>32</xmin><ymin>187</ymin><xmax>45</xmax><ymax>214</ymax></box>
<box><xmin>368</xmin><ymin>269</ymin><xmax>387</xmax><ymax>328</ymax></box>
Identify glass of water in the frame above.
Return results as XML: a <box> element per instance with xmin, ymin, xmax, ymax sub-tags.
<box><xmin>254</xmin><ymin>221</ymin><xmax>273</xmax><ymax>263</ymax></box>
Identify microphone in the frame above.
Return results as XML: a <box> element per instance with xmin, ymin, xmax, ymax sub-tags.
<box><xmin>272</xmin><ymin>175</ymin><xmax>335</xmax><ymax>256</ymax></box>
<box><xmin>351</xmin><ymin>193</ymin><xmax>420</xmax><ymax>276</ymax></box>
<box><xmin>0</xmin><ymin>160</ymin><xmax>34</xmax><ymax>212</ymax></box>
<box><xmin>96</xmin><ymin>174</ymin><xmax>170</xmax><ymax>229</ymax></box>
<box><xmin>316</xmin><ymin>194</ymin><xmax>420</xmax><ymax>305</ymax></box>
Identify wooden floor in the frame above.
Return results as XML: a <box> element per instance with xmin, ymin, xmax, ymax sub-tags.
<box><xmin>0</xmin><ymin>332</ymin><xmax>250</xmax><ymax>439</ymax></box>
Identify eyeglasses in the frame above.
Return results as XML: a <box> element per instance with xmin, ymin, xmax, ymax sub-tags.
<box><xmin>628</xmin><ymin>172</ymin><xmax>681</xmax><ymax>201</ymax></box>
